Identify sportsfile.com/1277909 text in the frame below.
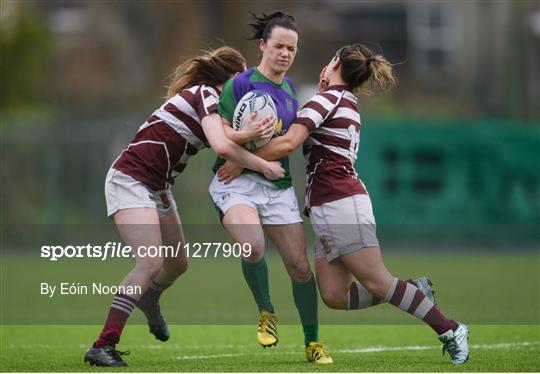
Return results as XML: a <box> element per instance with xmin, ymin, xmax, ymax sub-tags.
<box><xmin>40</xmin><ymin>242</ymin><xmax>252</xmax><ymax>261</ymax></box>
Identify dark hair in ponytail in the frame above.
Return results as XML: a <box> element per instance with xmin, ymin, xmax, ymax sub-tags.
<box><xmin>166</xmin><ymin>46</ymin><xmax>246</xmax><ymax>99</ymax></box>
<box><xmin>248</xmin><ymin>11</ymin><xmax>299</xmax><ymax>42</ymax></box>
<box><xmin>337</xmin><ymin>44</ymin><xmax>397</xmax><ymax>96</ymax></box>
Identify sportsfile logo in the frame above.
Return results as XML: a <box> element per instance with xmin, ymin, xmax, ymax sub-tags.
<box><xmin>40</xmin><ymin>241</ymin><xmax>252</xmax><ymax>261</ymax></box>
<box><xmin>40</xmin><ymin>242</ymin><xmax>183</xmax><ymax>261</ymax></box>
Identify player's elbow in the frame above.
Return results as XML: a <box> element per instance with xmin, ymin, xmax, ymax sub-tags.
<box><xmin>282</xmin><ymin>138</ymin><xmax>299</xmax><ymax>155</ymax></box>
<box><xmin>213</xmin><ymin>142</ymin><xmax>232</xmax><ymax>159</ymax></box>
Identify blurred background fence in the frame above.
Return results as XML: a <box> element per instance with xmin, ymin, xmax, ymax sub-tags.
<box><xmin>1</xmin><ymin>0</ymin><xmax>539</xmax><ymax>228</ymax></box>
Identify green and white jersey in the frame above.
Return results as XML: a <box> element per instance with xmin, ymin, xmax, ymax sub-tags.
<box><xmin>213</xmin><ymin>67</ymin><xmax>299</xmax><ymax>189</ymax></box>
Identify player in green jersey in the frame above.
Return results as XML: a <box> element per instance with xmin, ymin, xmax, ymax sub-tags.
<box><xmin>208</xmin><ymin>12</ymin><xmax>332</xmax><ymax>364</ymax></box>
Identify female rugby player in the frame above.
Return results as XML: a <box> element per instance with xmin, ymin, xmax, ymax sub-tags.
<box><xmin>84</xmin><ymin>47</ymin><xmax>284</xmax><ymax>367</ymax></box>
<box><xmin>221</xmin><ymin>43</ymin><xmax>470</xmax><ymax>365</ymax></box>
<box><xmin>209</xmin><ymin>12</ymin><xmax>332</xmax><ymax>364</ymax></box>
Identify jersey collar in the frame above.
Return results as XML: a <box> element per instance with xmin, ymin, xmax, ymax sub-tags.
<box><xmin>254</xmin><ymin>67</ymin><xmax>286</xmax><ymax>86</ymax></box>
<box><xmin>325</xmin><ymin>84</ymin><xmax>351</xmax><ymax>92</ymax></box>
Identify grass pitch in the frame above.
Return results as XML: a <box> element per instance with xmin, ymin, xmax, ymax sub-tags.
<box><xmin>1</xmin><ymin>324</ymin><xmax>539</xmax><ymax>372</ymax></box>
<box><xmin>1</xmin><ymin>252</ymin><xmax>538</xmax><ymax>371</ymax></box>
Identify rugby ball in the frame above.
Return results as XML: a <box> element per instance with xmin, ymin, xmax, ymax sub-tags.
<box><xmin>232</xmin><ymin>90</ymin><xmax>277</xmax><ymax>150</ymax></box>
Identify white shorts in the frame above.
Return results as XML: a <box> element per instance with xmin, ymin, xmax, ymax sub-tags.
<box><xmin>104</xmin><ymin>168</ymin><xmax>177</xmax><ymax>218</ymax></box>
<box><xmin>310</xmin><ymin>194</ymin><xmax>379</xmax><ymax>262</ymax></box>
<box><xmin>208</xmin><ymin>174</ymin><xmax>302</xmax><ymax>225</ymax></box>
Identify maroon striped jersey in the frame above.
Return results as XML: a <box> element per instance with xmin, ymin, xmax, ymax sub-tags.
<box><xmin>295</xmin><ymin>85</ymin><xmax>367</xmax><ymax>212</ymax></box>
<box><xmin>113</xmin><ymin>85</ymin><xmax>219</xmax><ymax>191</ymax></box>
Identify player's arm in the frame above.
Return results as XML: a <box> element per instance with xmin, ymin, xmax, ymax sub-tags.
<box><xmin>253</xmin><ymin>89</ymin><xmax>333</xmax><ymax>160</ymax></box>
<box><xmin>253</xmin><ymin>123</ymin><xmax>310</xmax><ymax>160</ymax></box>
<box><xmin>218</xmin><ymin>91</ymin><xmax>328</xmax><ymax>183</ymax></box>
<box><xmin>202</xmin><ymin>114</ymin><xmax>284</xmax><ymax>181</ymax></box>
<box><xmin>196</xmin><ymin>84</ymin><xmax>282</xmax><ymax>178</ymax></box>
<box><xmin>217</xmin><ymin>123</ymin><xmax>309</xmax><ymax>184</ymax></box>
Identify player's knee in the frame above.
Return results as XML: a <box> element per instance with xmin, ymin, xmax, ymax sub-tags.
<box><xmin>138</xmin><ymin>258</ymin><xmax>164</xmax><ymax>280</ymax></box>
<box><xmin>243</xmin><ymin>241</ymin><xmax>265</xmax><ymax>262</ymax></box>
<box><xmin>288</xmin><ymin>261</ymin><xmax>311</xmax><ymax>283</ymax></box>
<box><xmin>361</xmin><ymin>279</ymin><xmax>387</xmax><ymax>299</ymax></box>
<box><xmin>177</xmin><ymin>258</ymin><xmax>188</xmax><ymax>275</ymax></box>
<box><xmin>320</xmin><ymin>290</ymin><xmax>347</xmax><ymax>310</ymax></box>
<box><xmin>166</xmin><ymin>257</ymin><xmax>188</xmax><ymax>277</ymax></box>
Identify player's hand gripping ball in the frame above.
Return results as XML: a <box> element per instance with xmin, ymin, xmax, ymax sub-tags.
<box><xmin>232</xmin><ymin>90</ymin><xmax>277</xmax><ymax>150</ymax></box>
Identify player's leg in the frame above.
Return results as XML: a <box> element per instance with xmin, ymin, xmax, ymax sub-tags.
<box><xmin>260</xmin><ymin>185</ymin><xmax>331</xmax><ymax>363</ymax></box>
<box><xmin>311</xmin><ymin>192</ymin><xmax>435</xmax><ymax>307</ymax></box>
<box><xmin>265</xmin><ymin>223</ymin><xmax>332</xmax><ymax>363</ymax></box>
<box><xmin>85</xmin><ymin>207</ymin><xmax>164</xmax><ymax>367</ymax></box>
<box><xmin>222</xmin><ymin>204</ymin><xmax>280</xmax><ymax>347</ymax></box>
<box><xmin>330</xmin><ymin>193</ymin><xmax>458</xmax><ymax>338</ymax></box>
<box><xmin>260</xmin><ymin>188</ymin><xmax>315</xmax><ymax>343</ymax></box>
<box><xmin>340</xmin><ymin>246</ymin><xmax>468</xmax><ymax>364</ymax></box>
<box><xmin>314</xmin><ymin>256</ymin><xmax>353</xmax><ymax>310</ymax></box>
<box><xmin>315</xmin><ymin>244</ymin><xmax>433</xmax><ymax>310</ymax></box>
<box><xmin>156</xmin><ymin>211</ymin><xmax>188</xmax><ymax>288</ymax></box>
<box><xmin>311</xmin><ymin>194</ymin><xmax>466</xmax><ymax>364</ymax></box>
<box><xmin>114</xmin><ymin>208</ymin><xmax>165</xmax><ymax>291</ymax></box>
<box><xmin>209</xmin><ymin>175</ymin><xmax>277</xmax><ymax>347</ymax></box>
<box><xmin>264</xmin><ymin>223</ymin><xmax>314</xmax><ymax>334</ymax></box>
<box><xmin>137</xmin><ymin>203</ymin><xmax>188</xmax><ymax>342</ymax></box>
<box><xmin>223</xmin><ymin>204</ymin><xmax>270</xmax><ymax>310</ymax></box>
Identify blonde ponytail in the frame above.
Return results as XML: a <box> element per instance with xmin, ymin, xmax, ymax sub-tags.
<box><xmin>337</xmin><ymin>44</ymin><xmax>397</xmax><ymax>96</ymax></box>
<box><xmin>166</xmin><ymin>47</ymin><xmax>247</xmax><ymax>99</ymax></box>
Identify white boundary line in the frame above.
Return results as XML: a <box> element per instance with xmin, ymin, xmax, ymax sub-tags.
<box><xmin>176</xmin><ymin>341</ymin><xmax>539</xmax><ymax>360</ymax></box>
<box><xmin>5</xmin><ymin>341</ymin><xmax>538</xmax><ymax>361</ymax></box>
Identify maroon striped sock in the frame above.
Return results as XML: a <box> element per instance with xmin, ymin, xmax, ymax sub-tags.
<box><xmin>95</xmin><ymin>293</ymin><xmax>137</xmax><ymax>347</ymax></box>
<box><xmin>385</xmin><ymin>278</ymin><xmax>457</xmax><ymax>335</ymax></box>
<box><xmin>347</xmin><ymin>281</ymin><xmax>384</xmax><ymax>310</ymax></box>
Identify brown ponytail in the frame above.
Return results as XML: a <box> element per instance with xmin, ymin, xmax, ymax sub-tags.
<box><xmin>248</xmin><ymin>11</ymin><xmax>299</xmax><ymax>42</ymax></box>
<box><xmin>337</xmin><ymin>44</ymin><xmax>397</xmax><ymax>96</ymax></box>
<box><xmin>166</xmin><ymin>47</ymin><xmax>247</xmax><ymax>99</ymax></box>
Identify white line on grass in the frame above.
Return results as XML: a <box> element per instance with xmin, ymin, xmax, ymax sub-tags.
<box><xmin>338</xmin><ymin>341</ymin><xmax>539</xmax><ymax>353</ymax></box>
<box><xmin>5</xmin><ymin>341</ymin><xmax>538</xmax><ymax>359</ymax></box>
<box><xmin>176</xmin><ymin>341</ymin><xmax>539</xmax><ymax>360</ymax></box>
<box><xmin>177</xmin><ymin>353</ymin><xmax>245</xmax><ymax>360</ymax></box>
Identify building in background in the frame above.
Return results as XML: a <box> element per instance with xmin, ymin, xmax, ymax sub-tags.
<box><xmin>3</xmin><ymin>0</ymin><xmax>538</xmax><ymax>118</ymax></box>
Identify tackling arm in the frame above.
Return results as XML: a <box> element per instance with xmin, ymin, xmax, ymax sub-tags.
<box><xmin>222</xmin><ymin>114</ymin><xmax>276</xmax><ymax>145</ymax></box>
<box><xmin>222</xmin><ymin>118</ymin><xmax>250</xmax><ymax>145</ymax></box>
<box><xmin>253</xmin><ymin>123</ymin><xmax>310</xmax><ymax>161</ymax></box>
<box><xmin>201</xmin><ymin>113</ymin><xmax>284</xmax><ymax>180</ymax></box>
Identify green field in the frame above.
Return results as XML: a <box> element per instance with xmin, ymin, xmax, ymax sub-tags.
<box><xmin>1</xmin><ymin>325</ymin><xmax>539</xmax><ymax>371</ymax></box>
<box><xmin>1</xmin><ymin>252</ymin><xmax>539</xmax><ymax>371</ymax></box>
<box><xmin>2</xmin><ymin>251</ymin><xmax>539</xmax><ymax>325</ymax></box>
